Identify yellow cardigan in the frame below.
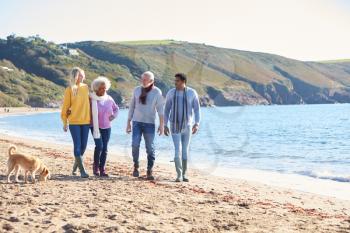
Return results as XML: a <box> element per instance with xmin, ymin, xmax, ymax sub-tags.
<box><xmin>61</xmin><ymin>84</ymin><xmax>91</xmax><ymax>126</ymax></box>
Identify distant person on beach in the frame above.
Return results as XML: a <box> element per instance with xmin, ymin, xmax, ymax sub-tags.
<box><xmin>164</xmin><ymin>73</ymin><xmax>201</xmax><ymax>182</ymax></box>
<box><xmin>126</xmin><ymin>71</ymin><xmax>164</xmax><ymax>180</ymax></box>
<box><xmin>61</xmin><ymin>67</ymin><xmax>90</xmax><ymax>178</ymax></box>
<box><xmin>90</xmin><ymin>76</ymin><xmax>119</xmax><ymax>177</ymax></box>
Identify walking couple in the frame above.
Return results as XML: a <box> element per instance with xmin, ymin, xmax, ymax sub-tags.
<box><xmin>127</xmin><ymin>71</ymin><xmax>201</xmax><ymax>182</ymax></box>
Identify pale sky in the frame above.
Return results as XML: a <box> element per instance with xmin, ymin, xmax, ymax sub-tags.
<box><xmin>1</xmin><ymin>0</ymin><xmax>350</xmax><ymax>61</ymax></box>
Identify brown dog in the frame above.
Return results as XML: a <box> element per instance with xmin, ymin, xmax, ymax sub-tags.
<box><xmin>7</xmin><ymin>145</ymin><xmax>50</xmax><ymax>183</ymax></box>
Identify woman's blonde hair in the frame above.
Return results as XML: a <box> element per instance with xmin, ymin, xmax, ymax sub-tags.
<box><xmin>70</xmin><ymin>67</ymin><xmax>84</xmax><ymax>96</ymax></box>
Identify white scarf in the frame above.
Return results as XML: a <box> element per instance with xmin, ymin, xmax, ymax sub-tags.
<box><xmin>90</xmin><ymin>92</ymin><xmax>108</xmax><ymax>139</ymax></box>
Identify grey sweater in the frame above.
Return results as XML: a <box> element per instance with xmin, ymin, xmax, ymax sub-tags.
<box><xmin>128</xmin><ymin>86</ymin><xmax>164</xmax><ymax>124</ymax></box>
<box><xmin>164</xmin><ymin>87</ymin><xmax>201</xmax><ymax>131</ymax></box>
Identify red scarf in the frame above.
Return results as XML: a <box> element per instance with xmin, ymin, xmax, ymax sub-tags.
<box><xmin>139</xmin><ymin>83</ymin><xmax>154</xmax><ymax>104</ymax></box>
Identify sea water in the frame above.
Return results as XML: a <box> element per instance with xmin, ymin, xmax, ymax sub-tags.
<box><xmin>1</xmin><ymin>104</ymin><xmax>349</xmax><ymax>199</ymax></box>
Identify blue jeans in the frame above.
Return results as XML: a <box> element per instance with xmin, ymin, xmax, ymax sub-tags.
<box><xmin>69</xmin><ymin>124</ymin><xmax>90</xmax><ymax>157</ymax></box>
<box><xmin>171</xmin><ymin>126</ymin><xmax>191</xmax><ymax>160</ymax></box>
<box><xmin>132</xmin><ymin>121</ymin><xmax>155</xmax><ymax>170</ymax></box>
<box><xmin>91</xmin><ymin>127</ymin><xmax>111</xmax><ymax>170</ymax></box>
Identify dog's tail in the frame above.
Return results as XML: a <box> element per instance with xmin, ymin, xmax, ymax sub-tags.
<box><xmin>8</xmin><ymin>145</ymin><xmax>17</xmax><ymax>156</ymax></box>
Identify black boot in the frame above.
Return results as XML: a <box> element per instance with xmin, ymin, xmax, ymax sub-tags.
<box><xmin>132</xmin><ymin>164</ymin><xmax>139</xmax><ymax>177</ymax></box>
<box><xmin>146</xmin><ymin>170</ymin><xmax>154</xmax><ymax>180</ymax></box>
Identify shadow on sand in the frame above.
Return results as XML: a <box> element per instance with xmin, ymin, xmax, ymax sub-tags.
<box><xmin>0</xmin><ymin>172</ymin><xmax>180</xmax><ymax>185</ymax></box>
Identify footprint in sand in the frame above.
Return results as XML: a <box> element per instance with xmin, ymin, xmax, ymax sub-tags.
<box><xmin>31</xmin><ymin>208</ymin><xmax>41</xmax><ymax>214</ymax></box>
<box><xmin>107</xmin><ymin>214</ymin><xmax>117</xmax><ymax>220</ymax></box>
<box><xmin>2</xmin><ymin>223</ymin><xmax>14</xmax><ymax>231</ymax></box>
<box><xmin>86</xmin><ymin>213</ymin><xmax>98</xmax><ymax>217</ymax></box>
<box><xmin>9</xmin><ymin>216</ymin><xmax>20</xmax><ymax>222</ymax></box>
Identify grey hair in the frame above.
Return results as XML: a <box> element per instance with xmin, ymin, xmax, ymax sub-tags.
<box><xmin>91</xmin><ymin>76</ymin><xmax>111</xmax><ymax>93</ymax></box>
<box><xmin>142</xmin><ymin>71</ymin><xmax>155</xmax><ymax>81</ymax></box>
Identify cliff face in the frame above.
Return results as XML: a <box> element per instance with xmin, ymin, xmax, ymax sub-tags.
<box><xmin>1</xmin><ymin>36</ymin><xmax>350</xmax><ymax>107</ymax></box>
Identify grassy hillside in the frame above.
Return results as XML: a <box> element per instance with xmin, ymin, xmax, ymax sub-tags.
<box><xmin>0</xmin><ymin>59</ymin><xmax>63</xmax><ymax>107</ymax></box>
<box><xmin>71</xmin><ymin>40</ymin><xmax>350</xmax><ymax>105</ymax></box>
<box><xmin>1</xmin><ymin>35</ymin><xmax>350</xmax><ymax>107</ymax></box>
<box><xmin>0</xmin><ymin>36</ymin><xmax>137</xmax><ymax>107</ymax></box>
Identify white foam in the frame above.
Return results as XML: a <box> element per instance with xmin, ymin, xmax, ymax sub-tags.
<box><xmin>297</xmin><ymin>170</ymin><xmax>350</xmax><ymax>182</ymax></box>
<box><xmin>210</xmin><ymin>167</ymin><xmax>350</xmax><ymax>201</ymax></box>
<box><xmin>106</xmin><ymin>152</ymin><xmax>350</xmax><ymax>200</ymax></box>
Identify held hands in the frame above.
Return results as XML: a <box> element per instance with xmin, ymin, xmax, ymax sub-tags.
<box><xmin>192</xmin><ymin>123</ymin><xmax>199</xmax><ymax>134</ymax></box>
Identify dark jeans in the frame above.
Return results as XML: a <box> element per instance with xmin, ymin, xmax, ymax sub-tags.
<box><xmin>69</xmin><ymin>124</ymin><xmax>90</xmax><ymax>157</ymax></box>
<box><xmin>90</xmin><ymin>127</ymin><xmax>111</xmax><ymax>170</ymax></box>
<box><xmin>131</xmin><ymin>121</ymin><xmax>155</xmax><ymax>170</ymax></box>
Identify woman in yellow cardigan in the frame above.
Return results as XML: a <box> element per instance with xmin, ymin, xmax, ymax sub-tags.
<box><xmin>61</xmin><ymin>67</ymin><xmax>91</xmax><ymax>178</ymax></box>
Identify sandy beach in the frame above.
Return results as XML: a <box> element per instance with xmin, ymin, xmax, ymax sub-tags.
<box><xmin>0</xmin><ymin>132</ymin><xmax>349</xmax><ymax>233</ymax></box>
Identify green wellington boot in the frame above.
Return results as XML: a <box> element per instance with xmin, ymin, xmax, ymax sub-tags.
<box><xmin>182</xmin><ymin>159</ymin><xmax>189</xmax><ymax>182</ymax></box>
<box><xmin>75</xmin><ymin>156</ymin><xmax>89</xmax><ymax>178</ymax></box>
<box><xmin>174</xmin><ymin>157</ymin><xmax>183</xmax><ymax>182</ymax></box>
<box><xmin>72</xmin><ymin>160</ymin><xmax>78</xmax><ymax>175</ymax></box>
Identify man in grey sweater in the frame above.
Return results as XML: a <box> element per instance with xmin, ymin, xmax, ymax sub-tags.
<box><xmin>164</xmin><ymin>73</ymin><xmax>201</xmax><ymax>182</ymax></box>
<box><xmin>126</xmin><ymin>71</ymin><xmax>164</xmax><ymax>180</ymax></box>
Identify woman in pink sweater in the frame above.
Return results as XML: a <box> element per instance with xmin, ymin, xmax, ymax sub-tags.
<box><xmin>90</xmin><ymin>77</ymin><xmax>119</xmax><ymax>176</ymax></box>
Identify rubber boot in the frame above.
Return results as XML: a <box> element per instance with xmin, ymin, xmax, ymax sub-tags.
<box><xmin>99</xmin><ymin>166</ymin><xmax>108</xmax><ymax>177</ymax></box>
<box><xmin>182</xmin><ymin>159</ymin><xmax>189</xmax><ymax>182</ymax></box>
<box><xmin>174</xmin><ymin>157</ymin><xmax>182</xmax><ymax>182</ymax></box>
<box><xmin>76</xmin><ymin>156</ymin><xmax>89</xmax><ymax>178</ymax></box>
<box><xmin>72</xmin><ymin>160</ymin><xmax>78</xmax><ymax>175</ymax></box>
<box><xmin>132</xmin><ymin>164</ymin><xmax>139</xmax><ymax>177</ymax></box>
<box><xmin>93</xmin><ymin>163</ymin><xmax>99</xmax><ymax>176</ymax></box>
<box><xmin>146</xmin><ymin>170</ymin><xmax>154</xmax><ymax>181</ymax></box>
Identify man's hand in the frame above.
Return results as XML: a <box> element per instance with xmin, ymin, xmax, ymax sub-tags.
<box><xmin>63</xmin><ymin>125</ymin><xmax>68</xmax><ymax>132</ymax></box>
<box><xmin>126</xmin><ymin>121</ymin><xmax>132</xmax><ymax>134</ymax></box>
<box><xmin>164</xmin><ymin>126</ymin><xmax>170</xmax><ymax>136</ymax></box>
<box><xmin>66</xmin><ymin>109</ymin><xmax>71</xmax><ymax>116</ymax></box>
<box><xmin>192</xmin><ymin>123</ymin><xmax>199</xmax><ymax>134</ymax></box>
<box><xmin>157</xmin><ymin>124</ymin><xmax>164</xmax><ymax>136</ymax></box>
